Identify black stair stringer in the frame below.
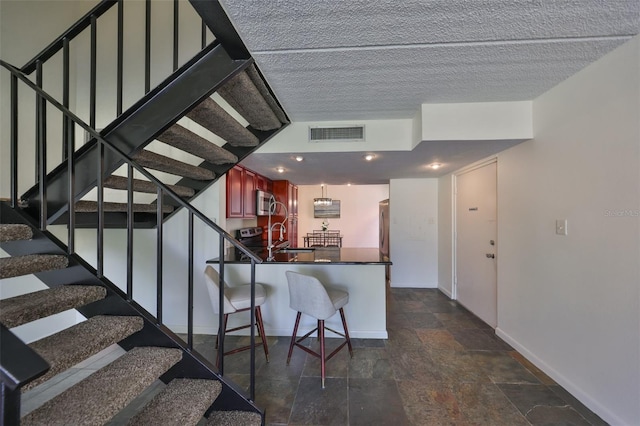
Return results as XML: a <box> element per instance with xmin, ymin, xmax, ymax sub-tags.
<box><xmin>0</xmin><ymin>202</ymin><xmax>261</xmax><ymax>415</ymax></box>
<box><xmin>22</xmin><ymin>42</ymin><xmax>251</xmax><ymax>226</ymax></box>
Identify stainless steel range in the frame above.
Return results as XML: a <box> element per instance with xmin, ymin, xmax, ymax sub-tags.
<box><xmin>235</xmin><ymin>226</ymin><xmax>288</xmax><ymax>261</ymax></box>
<box><xmin>235</xmin><ymin>226</ymin><xmax>266</xmax><ymax>261</ymax></box>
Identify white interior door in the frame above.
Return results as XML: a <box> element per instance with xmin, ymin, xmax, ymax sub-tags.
<box><xmin>455</xmin><ymin>161</ymin><xmax>497</xmax><ymax>327</ymax></box>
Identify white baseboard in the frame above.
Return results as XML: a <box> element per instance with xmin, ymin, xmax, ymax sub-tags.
<box><xmin>438</xmin><ymin>286</ymin><xmax>453</xmax><ymax>299</ymax></box>
<box><xmin>390</xmin><ymin>282</ymin><xmax>438</xmax><ymax>288</ymax></box>
<box><xmin>495</xmin><ymin>327</ymin><xmax>624</xmax><ymax>426</ymax></box>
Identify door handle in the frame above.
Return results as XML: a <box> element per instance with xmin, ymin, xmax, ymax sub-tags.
<box><xmin>486</xmin><ymin>253</ymin><xmax>495</xmax><ymax>259</ymax></box>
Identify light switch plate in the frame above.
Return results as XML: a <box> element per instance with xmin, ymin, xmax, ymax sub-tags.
<box><xmin>556</xmin><ymin>219</ymin><xmax>568</xmax><ymax>235</ymax></box>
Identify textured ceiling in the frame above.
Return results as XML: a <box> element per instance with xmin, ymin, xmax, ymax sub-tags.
<box><xmin>221</xmin><ymin>0</ymin><xmax>639</xmax><ymax>183</ymax></box>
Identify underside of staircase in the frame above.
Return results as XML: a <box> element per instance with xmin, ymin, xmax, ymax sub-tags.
<box><xmin>22</xmin><ymin>56</ymin><xmax>288</xmax><ymax>229</ymax></box>
<box><xmin>0</xmin><ymin>206</ymin><xmax>262</xmax><ymax>425</ymax></box>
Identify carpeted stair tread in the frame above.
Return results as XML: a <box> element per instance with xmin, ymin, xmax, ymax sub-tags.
<box><xmin>21</xmin><ymin>346</ymin><xmax>183</xmax><ymax>426</ymax></box>
<box><xmin>128</xmin><ymin>378</ymin><xmax>222</xmax><ymax>426</ymax></box>
<box><xmin>0</xmin><ymin>224</ymin><xmax>33</xmax><ymax>242</ymax></box>
<box><xmin>156</xmin><ymin>125</ymin><xmax>238</xmax><ymax>165</ymax></box>
<box><xmin>133</xmin><ymin>150</ymin><xmax>215</xmax><ymax>180</ymax></box>
<box><xmin>75</xmin><ymin>200</ymin><xmax>173</xmax><ymax>214</ymax></box>
<box><xmin>218</xmin><ymin>69</ymin><xmax>283</xmax><ymax>131</ymax></box>
<box><xmin>26</xmin><ymin>315</ymin><xmax>144</xmax><ymax>391</ymax></box>
<box><xmin>206</xmin><ymin>410</ymin><xmax>262</xmax><ymax>426</ymax></box>
<box><xmin>104</xmin><ymin>175</ymin><xmax>195</xmax><ymax>198</ymax></box>
<box><xmin>186</xmin><ymin>97</ymin><xmax>259</xmax><ymax>147</ymax></box>
<box><xmin>245</xmin><ymin>64</ymin><xmax>289</xmax><ymax>125</ymax></box>
<box><xmin>0</xmin><ymin>254</ymin><xmax>68</xmax><ymax>279</ymax></box>
<box><xmin>0</xmin><ymin>285</ymin><xmax>106</xmax><ymax>328</ymax></box>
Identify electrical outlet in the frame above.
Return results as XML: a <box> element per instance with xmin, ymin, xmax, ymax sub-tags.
<box><xmin>555</xmin><ymin>219</ymin><xmax>568</xmax><ymax>235</ymax></box>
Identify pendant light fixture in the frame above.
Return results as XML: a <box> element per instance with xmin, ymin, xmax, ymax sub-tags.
<box><xmin>313</xmin><ymin>184</ymin><xmax>332</xmax><ymax>206</ymax></box>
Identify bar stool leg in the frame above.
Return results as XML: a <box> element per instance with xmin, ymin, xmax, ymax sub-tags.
<box><xmin>287</xmin><ymin>312</ymin><xmax>302</xmax><ymax>365</ymax></box>
<box><xmin>255</xmin><ymin>306</ymin><xmax>269</xmax><ymax>362</ymax></box>
<box><xmin>339</xmin><ymin>308</ymin><xmax>353</xmax><ymax>358</ymax></box>
<box><xmin>319</xmin><ymin>319</ymin><xmax>326</xmax><ymax>389</ymax></box>
<box><xmin>215</xmin><ymin>314</ymin><xmax>229</xmax><ymax>368</ymax></box>
<box><xmin>215</xmin><ymin>314</ymin><xmax>229</xmax><ymax>349</ymax></box>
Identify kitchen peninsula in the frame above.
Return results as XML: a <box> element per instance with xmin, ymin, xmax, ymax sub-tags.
<box><xmin>207</xmin><ymin>247</ymin><xmax>390</xmax><ymax>339</ymax></box>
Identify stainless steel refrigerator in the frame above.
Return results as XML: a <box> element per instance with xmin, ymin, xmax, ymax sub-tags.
<box><xmin>379</xmin><ymin>199</ymin><xmax>390</xmax><ymax>282</ymax></box>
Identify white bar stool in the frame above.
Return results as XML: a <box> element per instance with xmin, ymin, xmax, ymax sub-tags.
<box><xmin>204</xmin><ymin>265</ymin><xmax>269</xmax><ymax>367</ymax></box>
<box><xmin>285</xmin><ymin>271</ymin><xmax>353</xmax><ymax>388</ymax></box>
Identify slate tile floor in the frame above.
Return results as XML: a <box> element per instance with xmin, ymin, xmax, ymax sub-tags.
<box><xmin>204</xmin><ymin>288</ymin><xmax>607</xmax><ymax>425</ymax></box>
<box><xmin>22</xmin><ymin>288</ymin><xmax>608</xmax><ymax>425</ymax></box>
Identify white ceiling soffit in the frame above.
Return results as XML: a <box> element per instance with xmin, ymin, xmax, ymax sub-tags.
<box><xmin>220</xmin><ymin>0</ymin><xmax>639</xmax><ymax>121</ymax></box>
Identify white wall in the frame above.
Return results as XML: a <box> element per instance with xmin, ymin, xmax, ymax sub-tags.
<box><xmin>389</xmin><ymin>178</ymin><xmax>438</xmax><ymax>288</ymax></box>
<box><xmin>297</xmin><ymin>184</ymin><xmax>389</xmax><ymax>248</ymax></box>
<box><xmin>494</xmin><ymin>36</ymin><xmax>640</xmax><ymax>425</ymax></box>
<box><xmin>437</xmin><ymin>36</ymin><xmax>639</xmax><ymax>424</ymax></box>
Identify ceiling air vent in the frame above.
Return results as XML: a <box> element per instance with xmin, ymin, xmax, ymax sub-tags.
<box><xmin>309</xmin><ymin>125</ymin><xmax>365</xmax><ymax>142</ymax></box>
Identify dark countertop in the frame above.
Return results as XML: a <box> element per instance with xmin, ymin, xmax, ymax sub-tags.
<box><xmin>207</xmin><ymin>247</ymin><xmax>392</xmax><ymax>265</ymax></box>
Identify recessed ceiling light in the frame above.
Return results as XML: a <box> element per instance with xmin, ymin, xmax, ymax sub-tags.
<box><xmin>294</xmin><ymin>155</ymin><xmax>304</xmax><ymax>162</ymax></box>
<box><xmin>364</xmin><ymin>154</ymin><xmax>375</xmax><ymax>161</ymax></box>
<box><xmin>276</xmin><ymin>167</ymin><xmax>285</xmax><ymax>173</ymax></box>
<box><xmin>428</xmin><ymin>163</ymin><xmax>442</xmax><ymax>170</ymax></box>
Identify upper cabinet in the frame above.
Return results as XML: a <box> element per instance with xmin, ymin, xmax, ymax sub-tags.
<box><xmin>226</xmin><ymin>165</ymin><xmax>245</xmax><ymax>218</ymax></box>
<box><xmin>243</xmin><ymin>169</ymin><xmax>257</xmax><ymax>217</ymax></box>
<box><xmin>226</xmin><ymin>165</ymin><xmax>269</xmax><ymax>218</ymax></box>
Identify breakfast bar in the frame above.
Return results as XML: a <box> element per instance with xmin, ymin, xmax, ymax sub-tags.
<box><xmin>207</xmin><ymin>247</ymin><xmax>390</xmax><ymax>339</ymax></box>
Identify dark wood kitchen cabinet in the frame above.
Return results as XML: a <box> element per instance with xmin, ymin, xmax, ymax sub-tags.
<box><xmin>257</xmin><ymin>180</ymin><xmax>298</xmax><ymax>246</ymax></box>
<box><xmin>226</xmin><ymin>165</ymin><xmax>245</xmax><ymax>218</ymax></box>
<box><xmin>256</xmin><ymin>174</ymin><xmax>271</xmax><ymax>192</ymax></box>
<box><xmin>243</xmin><ymin>169</ymin><xmax>257</xmax><ymax>217</ymax></box>
<box><xmin>226</xmin><ymin>165</ymin><xmax>264</xmax><ymax>218</ymax></box>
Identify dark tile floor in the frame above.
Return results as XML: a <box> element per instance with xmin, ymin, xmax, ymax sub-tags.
<box><xmin>193</xmin><ymin>288</ymin><xmax>608</xmax><ymax>425</ymax></box>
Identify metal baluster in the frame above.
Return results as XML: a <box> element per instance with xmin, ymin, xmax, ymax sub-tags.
<box><xmin>36</xmin><ymin>61</ymin><xmax>47</xmax><ymax>230</ymax></box>
<box><xmin>187</xmin><ymin>212</ymin><xmax>194</xmax><ymax>350</ymax></box>
<box><xmin>10</xmin><ymin>74</ymin><xmax>18</xmax><ymax>208</ymax></box>
<box><xmin>218</xmin><ymin>236</ymin><xmax>225</xmax><ymax>374</ymax></box>
<box><xmin>145</xmin><ymin>0</ymin><xmax>151</xmax><ymax>94</ymax></box>
<box><xmin>126</xmin><ymin>164</ymin><xmax>134</xmax><ymax>299</ymax></box>
<box><xmin>90</xmin><ymin>15</ymin><xmax>97</xmax><ymax>130</ymax></box>
<box><xmin>97</xmin><ymin>139</ymin><xmax>104</xmax><ymax>278</ymax></box>
<box><xmin>62</xmin><ymin>38</ymin><xmax>70</xmax><ymax>159</ymax></box>
<box><xmin>117</xmin><ymin>0</ymin><xmax>124</xmax><ymax>116</ymax></box>
<box><xmin>156</xmin><ymin>186</ymin><xmax>163</xmax><ymax>324</ymax></box>
<box><xmin>173</xmin><ymin>0</ymin><xmax>179</xmax><ymax>71</ymax></box>
<box><xmin>249</xmin><ymin>259</ymin><xmax>256</xmax><ymax>401</ymax></box>
<box><xmin>63</xmin><ymin>37</ymin><xmax>75</xmax><ymax>253</ymax></box>
<box><xmin>201</xmin><ymin>19</ymin><xmax>206</xmax><ymax>49</ymax></box>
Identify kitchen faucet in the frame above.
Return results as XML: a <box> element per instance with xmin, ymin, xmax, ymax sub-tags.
<box><xmin>267</xmin><ymin>195</ymin><xmax>288</xmax><ymax>261</ymax></box>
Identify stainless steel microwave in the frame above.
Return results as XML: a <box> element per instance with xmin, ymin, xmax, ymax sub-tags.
<box><xmin>256</xmin><ymin>190</ymin><xmax>274</xmax><ymax>216</ymax></box>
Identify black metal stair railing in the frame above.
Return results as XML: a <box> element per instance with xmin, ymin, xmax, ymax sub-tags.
<box><xmin>1</xmin><ymin>59</ymin><xmax>264</xmax><ymax>414</ymax></box>
<box><xmin>17</xmin><ymin>0</ymin><xmax>287</xmax><ymax>231</ymax></box>
<box><xmin>21</xmin><ymin>0</ymin><xmax>213</xmax><ymax>135</ymax></box>
<box><xmin>16</xmin><ymin>0</ymin><xmax>225</xmax><ymax>225</ymax></box>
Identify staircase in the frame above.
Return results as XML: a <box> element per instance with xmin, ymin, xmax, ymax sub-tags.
<box><xmin>22</xmin><ymin>56</ymin><xmax>287</xmax><ymax>229</ymax></box>
<box><xmin>1</xmin><ymin>0</ymin><xmax>289</xmax><ymax>424</ymax></box>
<box><xmin>0</xmin><ymin>218</ymin><xmax>260</xmax><ymax>425</ymax></box>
